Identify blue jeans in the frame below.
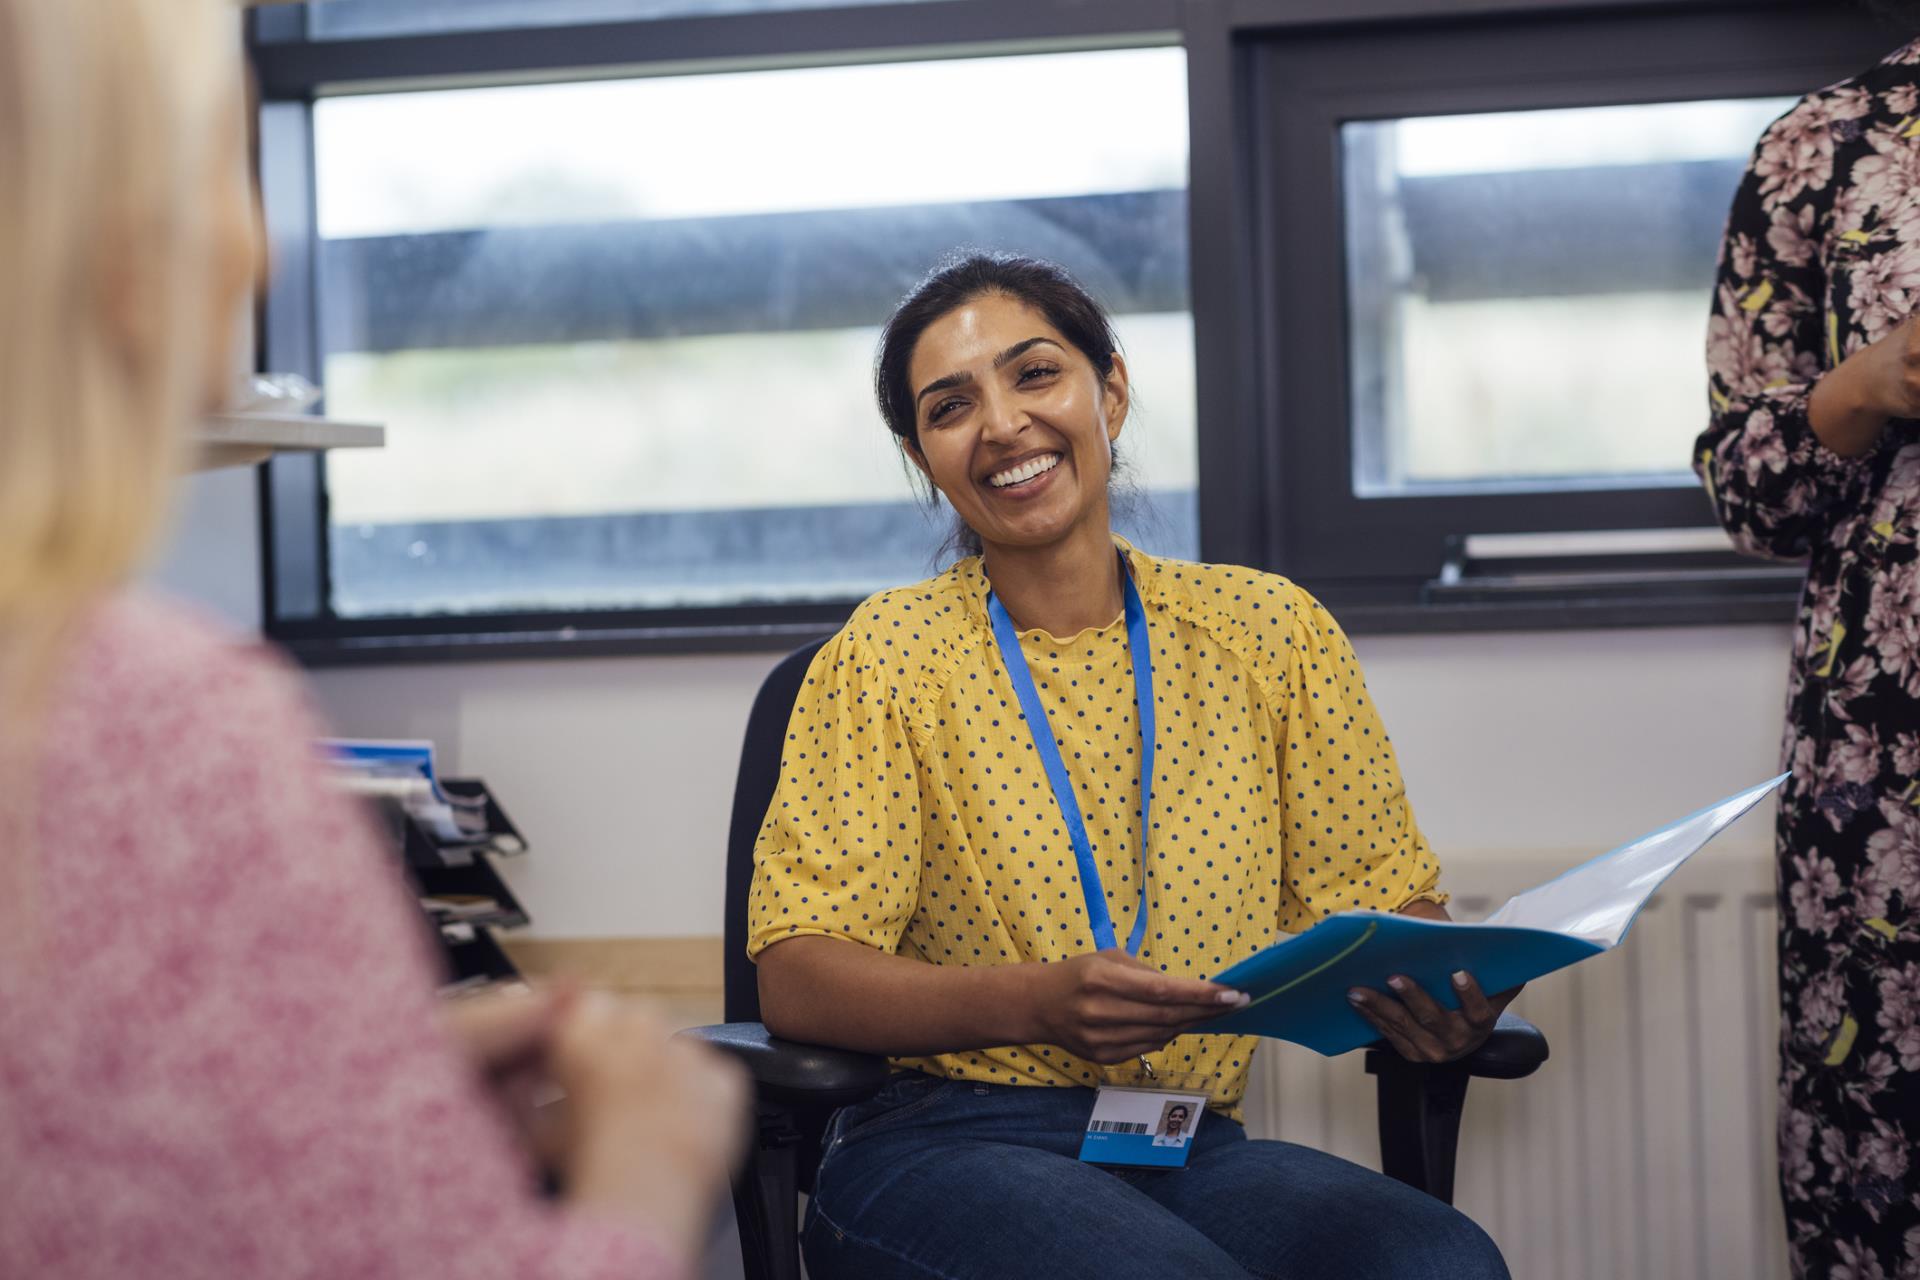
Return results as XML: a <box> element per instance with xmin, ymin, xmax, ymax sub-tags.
<box><xmin>803</xmin><ymin>1072</ymin><xmax>1509</xmax><ymax>1280</ymax></box>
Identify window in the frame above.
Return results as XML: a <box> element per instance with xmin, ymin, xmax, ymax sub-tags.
<box><xmin>1241</xmin><ymin>7</ymin><xmax>1894</xmax><ymax>614</ymax></box>
<box><xmin>1344</xmin><ymin>99</ymin><xmax>1793</xmax><ymax>494</ymax></box>
<box><xmin>263</xmin><ymin>38</ymin><xmax>1196</xmax><ymax>641</ymax></box>
<box><xmin>256</xmin><ymin>0</ymin><xmax>1898</xmax><ymax>658</ymax></box>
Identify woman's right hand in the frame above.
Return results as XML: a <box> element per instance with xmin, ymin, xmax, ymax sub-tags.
<box><xmin>1026</xmin><ymin>949</ymin><xmax>1250</xmax><ymax>1064</ymax></box>
<box><xmin>549</xmin><ymin>993</ymin><xmax>750</xmax><ymax>1264</ymax></box>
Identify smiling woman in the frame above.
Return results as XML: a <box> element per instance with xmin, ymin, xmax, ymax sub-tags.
<box><xmin>745</xmin><ymin>254</ymin><xmax>1518</xmax><ymax>1279</ymax></box>
<box><xmin>877</xmin><ymin>255</ymin><xmax>1131</xmax><ymax>629</ymax></box>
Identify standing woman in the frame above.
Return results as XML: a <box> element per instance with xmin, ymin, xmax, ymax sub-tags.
<box><xmin>749</xmin><ymin>254</ymin><xmax>1515</xmax><ymax>1280</ymax></box>
<box><xmin>0</xmin><ymin>3</ymin><xmax>745</xmax><ymax>1276</ymax></box>
<box><xmin>1697</xmin><ymin>8</ymin><xmax>1920</xmax><ymax>1274</ymax></box>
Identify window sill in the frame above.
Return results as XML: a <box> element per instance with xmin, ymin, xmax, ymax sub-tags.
<box><xmin>1325</xmin><ymin>582</ymin><xmax>1800</xmax><ymax>637</ymax></box>
<box><xmin>273</xmin><ymin>571</ymin><xmax>1804</xmax><ymax>667</ymax></box>
<box><xmin>274</xmin><ymin>614</ymin><xmax>851</xmax><ymax>666</ymax></box>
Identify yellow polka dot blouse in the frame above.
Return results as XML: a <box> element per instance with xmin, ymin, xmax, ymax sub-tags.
<box><xmin>747</xmin><ymin>540</ymin><xmax>1444</xmax><ymax>1114</ymax></box>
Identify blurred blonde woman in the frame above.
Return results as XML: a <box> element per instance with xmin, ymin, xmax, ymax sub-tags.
<box><xmin>0</xmin><ymin>4</ymin><xmax>744</xmax><ymax>1277</ymax></box>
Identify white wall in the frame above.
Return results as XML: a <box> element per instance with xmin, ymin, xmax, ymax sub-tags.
<box><xmin>1358</xmin><ymin>623</ymin><xmax>1788</xmax><ymax>855</ymax></box>
<box><xmin>308</xmin><ymin>651</ymin><xmax>770</xmax><ymax>937</ymax></box>
<box><xmin>145</xmin><ymin>467</ymin><xmax>262</xmax><ymax>633</ymax></box>
<box><xmin>151</xmin><ymin>449</ymin><xmax>1794</xmax><ymax>938</ymax></box>
<box><xmin>305</xmin><ymin>622</ymin><xmax>1792</xmax><ymax>939</ymax></box>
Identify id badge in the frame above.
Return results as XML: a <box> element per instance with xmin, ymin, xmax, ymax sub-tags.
<box><xmin>1078</xmin><ymin>1066</ymin><xmax>1209</xmax><ymax>1169</ymax></box>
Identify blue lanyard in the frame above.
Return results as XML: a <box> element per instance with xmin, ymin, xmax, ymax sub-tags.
<box><xmin>986</xmin><ymin>560</ymin><xmax>1155</xmax><ymax>956</ymax></box>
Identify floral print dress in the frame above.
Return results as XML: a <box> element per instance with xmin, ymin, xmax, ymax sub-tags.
<box><xmin>1697</xmin><ymin>39</ymin><xmax>1920</xmax><ymax>1279</ymax></box>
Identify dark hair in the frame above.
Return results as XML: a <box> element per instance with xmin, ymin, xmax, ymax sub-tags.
<box><xmin>874</xmin><ymin>252</ymin><xmax>1127</xmax><ymax>561</ymax></box>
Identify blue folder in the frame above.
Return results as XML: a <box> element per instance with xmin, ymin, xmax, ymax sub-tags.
<box><xmin>1199</xmin><ymin>775</ymin><xmax>1787</xmax><ymax>1055</ymax></box>
<box><xmin>1200</xmin><ymin>912</ymin><xmax>1602</xmax><ymax>1054</ymax></box>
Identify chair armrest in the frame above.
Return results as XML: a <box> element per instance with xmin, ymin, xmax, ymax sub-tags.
<box><xmin>1363</xmin><ymin>1010</ymin><xmax>1548</xmax><ymax>1082</ymax></box>
<box><xmin>683</xmin><ymin>1022</ymin><xmax>891</xmax><ymax>1110</ymax></box>
<box><xmin>1462</xmin><ymin>1011</ymin><xmax>1548</xmax><ymax>1080</ymax></box>
<box><xmin>1361</xmin><ymin>1011</ymin><xmax>1547</xmax><ymax>1204</ymax></box>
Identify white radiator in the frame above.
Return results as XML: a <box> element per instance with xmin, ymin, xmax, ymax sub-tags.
<box><xmin>1240</xmin><ymin>844</ymin><xmax>1785</xmax><ymax>1280</ymax></box>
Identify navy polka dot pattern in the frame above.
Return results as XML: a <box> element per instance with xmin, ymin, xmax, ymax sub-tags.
<box><xmin>748</xmin><ymin>540</ymin><xmax>1444</xmax><ymax>1113</ymax></box>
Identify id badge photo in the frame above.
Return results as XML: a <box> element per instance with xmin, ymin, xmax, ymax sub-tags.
<box><xmin>1078</xmin><ymin>1064</ymin><xmax>1211</xmax><ymax>1170</ymax></box>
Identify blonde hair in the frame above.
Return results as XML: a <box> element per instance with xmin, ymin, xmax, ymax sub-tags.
<box><xmin>0</xmin><ymin>0</ymin><xmax>242</xmax><ymax>937</ymax></box>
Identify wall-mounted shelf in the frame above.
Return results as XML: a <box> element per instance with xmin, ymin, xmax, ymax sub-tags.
<box><xmin>195</xmin><ymin>413</ymin><xmax>385</xmax><ymax>471</ymax></box>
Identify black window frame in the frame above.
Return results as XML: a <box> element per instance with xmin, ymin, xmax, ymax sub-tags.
<box><xmin>248</xmin><ymin>0</ymin><xmax>1899</xmax><ymax>664</ymax></box>
<box><xmin>1238</xmin><ymin>2</ymin><xmax>1895</xmax><ymax>631</ymax></box>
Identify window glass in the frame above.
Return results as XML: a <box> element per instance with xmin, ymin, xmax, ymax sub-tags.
<box><xmin>311</xmin><ymin>48</ymin><xmax>1197</xmax><ymax>617</ymax></box>
<box><xmin>1342</xmin><ymin>97</ymin><xmax>1794</xmax><ymax>495</ymax></box>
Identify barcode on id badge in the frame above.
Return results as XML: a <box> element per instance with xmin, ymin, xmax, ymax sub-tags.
<box><xmin>1088</xmin><ymin>1121</ymin><xmax>1149</xmax><ymax>1135</ymax></box>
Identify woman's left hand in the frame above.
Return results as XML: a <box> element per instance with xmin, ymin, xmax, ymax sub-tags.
<box><xmin>439</xmin><ymin>982</ymin><xmax>577</xmax><ymax>1165</ymax></box>
<box><xmin>1347</xmin><ymin>971</ymin><xmax>1521</xmax><ymax>1065</ymax></box>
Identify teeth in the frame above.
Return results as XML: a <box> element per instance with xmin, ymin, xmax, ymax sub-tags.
<box><xmin>988</xmin><ymin>453</ymin><xmax>1061</xmax><ymax>489</ymax></box>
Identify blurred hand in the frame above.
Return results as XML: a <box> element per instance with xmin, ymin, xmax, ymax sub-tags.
<box><xmin>437</xmin><ymin>984</ymin><xmax>749</xmax><ymax>1264</ymax></box>
<box><xmin>1028</xmin><ymin>949</ymin><xmax>1250</xmax><ymax>1065</ymax></box>
<box><xmin>551</xmin><ymin>993</ymin><xmax>750</xmax><ymax>1264</ymax></box>
<box><xmin>437</xmin><ymin>982</ymin><xmax>575</xmax><ymax>1167</ymax></box>
<box><xmin>1347</xmin><ymin>971</ymin><xmax>1520</xmax><ymax>1065</ymax></box>
<box><xmin>438</xmin><ymin>981</ymin><xmax>566</xmax><ymax>1076</ymax></box>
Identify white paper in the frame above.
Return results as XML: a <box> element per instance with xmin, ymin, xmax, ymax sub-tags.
<box><xmin>1478</xmin><ymin>774</ymin><xmax>1786</xmax><ymax>946</ymax></box>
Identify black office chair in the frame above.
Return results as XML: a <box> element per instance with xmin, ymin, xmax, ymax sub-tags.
<box><xmin>687</xmin><ymin>640</ymin><xmax>1549</xmax><ymax>1280</ymax></box>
